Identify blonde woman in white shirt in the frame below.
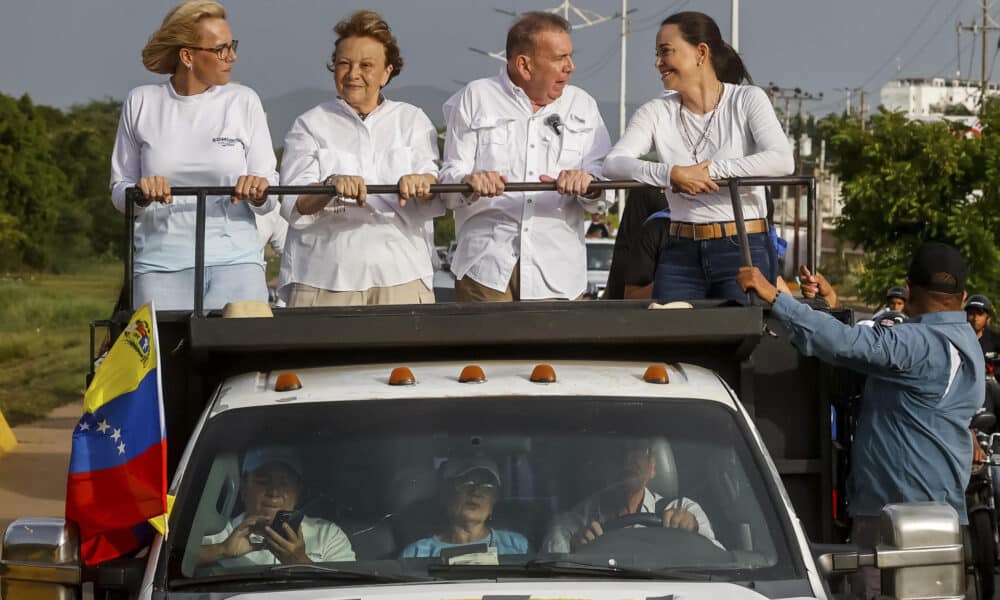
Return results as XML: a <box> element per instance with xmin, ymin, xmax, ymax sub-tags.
<box><xmin>604</xmin><ymin>11</ymin><xmax>793</xmax><ymax>304</ymax></box>
<box><xmin>110</xmin><ymin>1</ymin><xmax>278</xmax><ymax>310</ymax></box>
<box><xmin>278</xmin><ymin>10</ymin><xmax>443</xmax><ymax>307</ymax></box>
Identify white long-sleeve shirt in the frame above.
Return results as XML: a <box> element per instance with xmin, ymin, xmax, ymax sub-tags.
<box><xmin>440</xmin><ymin>69</ymin><xmax>612</xmax><ymax>300</ymax></box>
<box><xmin>603</xmin><ymin>83</ymin><xmax>793</xmax><ymax>224</ymax></box>
<box><xmin>277</xmin><ymin>98</ymin><xmax>443</xmax><ymax>297</ymax></box>
<box><xmin>109</xmin><ymin>81</ymin><xmax>278</xmax><ymax>274</ymax></box>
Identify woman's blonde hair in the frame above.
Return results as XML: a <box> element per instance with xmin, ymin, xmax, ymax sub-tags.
<box><xmin>141</xmin><ymin>1</ymin><xmax>226</xmax><ymax>74</ymax></box>
<box><xmin>327</xmin><ymin>10</ymin><xmax>404</xmax><ymax>84</ymax></box>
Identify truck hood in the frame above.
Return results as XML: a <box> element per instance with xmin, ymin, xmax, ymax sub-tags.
<box><xmin>165</xmin><ymin>580</ymin><xmax>793</xmax><ymax>599</ymax></box>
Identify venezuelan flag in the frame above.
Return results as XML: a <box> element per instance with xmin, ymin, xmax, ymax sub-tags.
<box><xmin>65</xmin><ymin>303</ymin><xmax>168</xmax><ymax>566</ymax></box>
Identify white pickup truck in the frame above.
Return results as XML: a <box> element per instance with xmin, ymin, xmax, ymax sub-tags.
<box><xmin>0</xmin><ymin>301</ymin><xmax>968</xmax><ymax>600</ymax></box>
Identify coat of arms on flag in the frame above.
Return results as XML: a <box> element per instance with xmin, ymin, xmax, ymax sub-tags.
<box><xmin>65</xmin><ymin>303</ymin><xmax>169</xmax><ymax>566</ymax></box>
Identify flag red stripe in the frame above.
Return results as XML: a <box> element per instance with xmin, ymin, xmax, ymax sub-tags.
<box><xmin>66</xmin><ymin>440</ymin><xmax>167</xmax><ymax>540</ymax></box>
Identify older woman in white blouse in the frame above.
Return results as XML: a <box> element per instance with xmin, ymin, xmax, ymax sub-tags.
<box><xmin>603</xmin><ymin>11</ymin><xmax>792</xmax><ymax>304</ymax></box>
<box><xmin>278</xmin><ymin>10</ymin><xmax>443</xmax><ymax>306</ymax></box>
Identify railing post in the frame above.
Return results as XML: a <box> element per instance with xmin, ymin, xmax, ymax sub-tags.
<box><xmin>125</xmin><ymin>194</ymin><xmax>135</xmax><ymax>311</ymax></box>
<box><xmin>727</xmin><ymin>179</ymin><xmax>753</xmax><ymax>268</ymax></box>
<box><xmin>193</xmin><ymin>191</ymin><xmax>207</xmax><ymax>317</ymax></box>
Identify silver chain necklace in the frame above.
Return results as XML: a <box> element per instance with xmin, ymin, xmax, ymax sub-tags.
<box><xmin>678</xmin><ymin>83</ymin><xmax>725</xmax><ymax>162</ymax></box>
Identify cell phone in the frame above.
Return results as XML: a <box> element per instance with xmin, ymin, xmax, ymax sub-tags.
<box><xmin>271</xmin><ymin>509</ymin><xmax>304</xmax><ymax>537</ymax></box>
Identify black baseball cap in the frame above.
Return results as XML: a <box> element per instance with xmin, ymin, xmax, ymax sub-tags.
<box><xmin>906</xmin><ymin>242</ymin><xmax>967</xmax><ymax>294</ymax></box>
<box><xmin>966</xmin><ymin>294</ymin><xmax>993</xmax><ymax>314</ymax></box>
<box><xmin>886</xmin><ymin>286</ymin><xmax>908</xmax><ymax>301</ymax></box>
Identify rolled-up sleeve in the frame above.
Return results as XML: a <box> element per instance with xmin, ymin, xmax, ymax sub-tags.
<box><xmin>770</xmin><ymin>292</ymin><xmax>940</xmax><ymax>385</ymax></box>
<box><xmin>439</xmin><ymin>90</ymin><xmax>478</xmax><ymax>209</ymax></box>
<box><xmin>278</xmin><ymin>117</ymin><xmax>322</xmax><ymax>229</ymax></box>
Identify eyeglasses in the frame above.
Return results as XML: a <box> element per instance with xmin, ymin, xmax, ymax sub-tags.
<box><xmin>453</xmin><ymin>480</ymin><xmax>498</xmax><ymax>494</ymax></box>
<box><xmin>189</xmin><ymin>40</ymin><xmax>239</xmax><ymax>60</ymax></box>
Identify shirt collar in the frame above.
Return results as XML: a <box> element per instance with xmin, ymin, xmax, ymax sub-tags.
<box><xmin>334</xmin><ymin>94</ymin><xmax>388</xmax><ymax>122</ymax></box>
<box><xmin>910</xmin><ymin>310</ymin><xmax>968</xmax><ymax>325</ymax></box>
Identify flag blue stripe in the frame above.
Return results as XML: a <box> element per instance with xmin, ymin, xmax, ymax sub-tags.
<box><xmin>69</xmin><ymin>370</ymin><xmax>163</xmax><ymax>474</ymax></box>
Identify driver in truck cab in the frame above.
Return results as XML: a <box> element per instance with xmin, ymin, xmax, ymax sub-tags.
<box><xmin>541</xmin><ymin>438</ymin><xmax>720</xmax><ymax>552</ymax></box>
<box><xmin>197</xmin><ymin>447</ymin><xmax>355</xmax><ymax>566</ymax></box>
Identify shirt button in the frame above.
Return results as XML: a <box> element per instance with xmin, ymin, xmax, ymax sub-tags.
<box><xmin>530</xmin><ymin>144</ymin><xmax>536</xmax><ymax>149</ymax></box>
<box><xmin>528</xmin><ymin>170</ymin><xmax>535</xmax><ymax>176</ymax></box>
<box><xmin>527</xmin><ymin>199</ymin><xmax>533</xmax><ymax>203</ymax></box>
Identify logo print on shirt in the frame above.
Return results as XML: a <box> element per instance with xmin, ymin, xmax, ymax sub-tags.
<box><xmin>212</xmin><ymin>136</ymin><xmax>245</xmax><ymax>150</ymax></box>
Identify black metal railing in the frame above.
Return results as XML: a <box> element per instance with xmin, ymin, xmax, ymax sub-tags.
<box><xmin>124</xmin><ymin>176</ymin><xmax>817</xmax><ymax>314</ymax></box>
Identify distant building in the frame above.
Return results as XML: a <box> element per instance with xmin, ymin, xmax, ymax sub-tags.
<box><xmin>880</xmin><ymin>77</ymin><xmax>1000</xmax><ymax>117</ymax></box>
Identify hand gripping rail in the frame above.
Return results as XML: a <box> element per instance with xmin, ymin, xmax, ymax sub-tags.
<box><xmin>123</xmin><ymin>176</ymin><xmax>817</xmax><ymax>314</ymax></box>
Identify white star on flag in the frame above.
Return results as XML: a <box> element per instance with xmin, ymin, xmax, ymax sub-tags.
<box><xmin>96</xmin><ymin>420</ymin><xmax>110</xmax><ymax>434</ymax></box>
<box><xmin>117</xmin><ymin>442</ymin><xmax>126</xmax><ymax>456</ymax></box>
<box><xmin>111</xmin><ymin>428</ymin><xmax>122</xmax><ymax>442</ymax></box>
<box><xmin>79</xmin><ymin>422</ymin><xmax>90</xmax><ymax>432</ymax></box>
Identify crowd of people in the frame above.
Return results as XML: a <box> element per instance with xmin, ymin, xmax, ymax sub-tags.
<box><xmin>111</xmin><ymin>1</ymin><xmax>794</xmax><ymax>310</ymax></box>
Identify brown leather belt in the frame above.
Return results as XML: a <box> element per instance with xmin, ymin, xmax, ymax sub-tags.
<box><xmin>668</xmin><ymin>218</ymin><xmax>768</xmax><ymax>240</ymax></box>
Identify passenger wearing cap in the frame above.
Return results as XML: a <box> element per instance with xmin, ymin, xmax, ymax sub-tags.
<box><xmin>198</xmin><ymin>447</ymin><xmax>355</xmax><ymax>566</ymax></box>
<box><xmin>737</xmin><ymin>242</ymin><xmax>984</xmax><ymax>599</ymax></box>
<box><xmin>965</xmin><ymin>294</ymin><xmax>999</xmax><ymax>355</ymax></box>
<box><xmin>401</xmin><ymin>457</ymin><xmax>528</xmax><ymax>558</ymax></box>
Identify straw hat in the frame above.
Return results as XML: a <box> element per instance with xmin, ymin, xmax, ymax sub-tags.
<box><xmin>222</xmin><ymin>301</ymin><xmax>274</xmax><ymax>318</ymax></box>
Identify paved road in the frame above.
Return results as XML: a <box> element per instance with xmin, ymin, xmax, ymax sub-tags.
<box><xmin>0</xmin><ymin>403</ymin><xmax>76</xmax><ymax>535</ymax></box>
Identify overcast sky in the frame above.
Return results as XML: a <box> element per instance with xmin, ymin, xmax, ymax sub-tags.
<box><xmin>0</xmin><ymin>0</ymin><xmax>989</xmax><ymax>120</ymax></box>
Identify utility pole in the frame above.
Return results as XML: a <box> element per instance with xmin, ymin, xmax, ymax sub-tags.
<box><xmin>956</xmin><ymin>0</ymin><xmax>1000</xmax><ymax>111</ymax></box>
<box><xmin>617</xmin><ymin>0</ymin><xmax>629</xmax><ymax>216</ymax></box>
<box><xmin>731</xmin><ymin>0</ymin><xmax>739</xmax><ymax>52</ymax></box>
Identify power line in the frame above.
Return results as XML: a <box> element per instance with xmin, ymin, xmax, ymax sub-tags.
<box><xmin>858</xmin><ymin>0</ymin><xmax>950</xmax><ymax>90</ymax></box>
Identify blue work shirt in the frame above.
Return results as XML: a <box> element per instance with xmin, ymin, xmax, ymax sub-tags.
<box><xmin>401</xmin><ymin>529</ymin><xmax>528</xmax><ymax>558</ymax></box>
<box><xmin>771</xmin><ymin>293</ymin><xmax>984</xmax><ymax>523</ymax></box>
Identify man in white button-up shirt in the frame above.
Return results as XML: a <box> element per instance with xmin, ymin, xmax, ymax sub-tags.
<box><xmin>440</xmin><ymin>12</ymin><xmax>612</xmax><ymax>301</ymax></box>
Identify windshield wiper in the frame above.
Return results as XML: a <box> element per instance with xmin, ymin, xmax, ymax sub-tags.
<box><xmin>171</xmin><ymin>563</ymin><xmax>429</xmax><ymax>589</ymax></box>
<box><xmin>429</xmin><ymin>559</ymin><xmax>714</xmax><ymax>581</ymax></box>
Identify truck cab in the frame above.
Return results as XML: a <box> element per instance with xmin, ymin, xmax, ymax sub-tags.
<box><xmin>0</xmin><ymin>301</ymin><xmax>968</xmax><ymax>599</ymax></box>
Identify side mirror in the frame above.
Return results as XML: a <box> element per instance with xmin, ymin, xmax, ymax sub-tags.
<box><xmin>1</xmin><ymin>518</ymin><xmax>82</xmax><ymax>600</ymax></box>
<box><xmin>815</xmin><ymin>502</ymin><xmax>963</xmax><ymax>600</ymax></box>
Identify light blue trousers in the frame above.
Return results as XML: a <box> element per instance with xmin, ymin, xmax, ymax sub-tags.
<box><xmin>133</xmin><ymin>264</ymin><xmax>267</xmax><ymax>310</ymax></box>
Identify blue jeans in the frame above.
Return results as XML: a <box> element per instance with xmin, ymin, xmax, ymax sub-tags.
<box><xmin>133</xmin><ymin>264</ymin><xmax>267</xmax><ymax>310</ymax></box>
<box><xmin>651</xmin><ymin>232</ymin><xmax>777</xmax><ymax>305</ymax></box>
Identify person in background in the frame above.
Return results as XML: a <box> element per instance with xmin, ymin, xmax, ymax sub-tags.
<box><xmin>604</xmin><ymin>187</ymin><xmax>668</xmax><ymax>299</ymax></box>
<box><xmin>966</xmin><ymin>294</ymin><xmax>999</xmax><ymax>355</ymax></box>
<box><xmin>884</xmin><ymin>286</ymin><xmax>908</xmax><ymax>314</ymax></box>
<box><xmin>110</xmin><ymin>0</ymin><xmax>278</xmax><ymax>310</ymax></box>
<box><xmin>738</xmin><ymin>242</ymin><xmax>983</xmax><ymax>600</ymax></box>
<box><xmin>602</xmin><ymin>11</ymin><xmax>793</xmax><ymax>304</ymax></box>
<box><xmin>278</xmin><ymin>10</ymin><xmax>442</xmax><ymax>306</ymax></box>
<box><xmin>440</xmin><ymin>11</ymin><xmax>612</xmax><ymax>302</ymax></box>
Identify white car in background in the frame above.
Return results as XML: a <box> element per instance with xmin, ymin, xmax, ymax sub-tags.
<box><xmin>585</xmin><ymin>238</ymin><xmax>615</xmax><ymax>298</ymax></box>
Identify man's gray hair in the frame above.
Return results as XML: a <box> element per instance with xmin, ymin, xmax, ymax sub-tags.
<box><xmin>505</xmin><ymin>11</ymin><xmax>570</xmax><ymax>59</ymax></box>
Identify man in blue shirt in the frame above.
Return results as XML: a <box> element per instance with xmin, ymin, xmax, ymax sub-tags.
<box><xmin>737</xmin><ymin>242</ymin><xmax>984</xmax><ymax>600</ymax></box>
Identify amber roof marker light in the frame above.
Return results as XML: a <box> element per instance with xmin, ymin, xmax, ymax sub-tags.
<box><xmin>389</xmin><ymin>367</ymin><xmax>416</xmax><ymax>386</ymax></box>
<box><xmin>643</xmin><ymin>365</ymin><xmax>670</xmax><ymax>384</ymax></box>
<box><xmin>274</xmin><ymin>372</ymin><xmax>302</xmax><ymax>392</ymax></box>
<box><xmin>530</xmin><ymin>364</ymin><xmax>557</xmax><ymax>383</ymax></box>
<box><xmin>459</xmin><ymin>365</ymin><xmax>487</xmax><ymax>383</ymax></box>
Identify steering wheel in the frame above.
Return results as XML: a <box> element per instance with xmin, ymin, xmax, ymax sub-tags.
<box><xmin>601</xmin><ymin>512</ymin><xmax>666</xmax><ymax>530</ymax></box>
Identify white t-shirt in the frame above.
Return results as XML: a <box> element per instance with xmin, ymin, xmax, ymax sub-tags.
<box><xmin>109</xmin><ymin>81</ymin><xmax>279</xmax><ymax>274</ymax></box>
<box><xmin>541</xmin><ymin>488</ymin><xmax>721</xmax><ymax>553</ymax></box>
<box><xmin>603</xmin><ymin>84</ymin><xmax>793</xmax><ymax>224</ymax></box>
<box><xmin>201</xmin><ymin>513</ymin><xmax>356</xmax><ymax>567</ymax></box>
<box><xmin>277</xmin><ymin>98</ymin><xmax>443</xmax><ymax>296</ymax></box>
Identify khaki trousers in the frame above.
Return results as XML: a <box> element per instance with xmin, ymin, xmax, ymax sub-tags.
<box><xmin>287</xmin><ymin>280</ymin><xmax>435</xmax><ymax>307</ymax></box>
<box><xmin>455</xmin><ymin>263</ymin><xmax>521</xmax><ymax>302</ymax></box>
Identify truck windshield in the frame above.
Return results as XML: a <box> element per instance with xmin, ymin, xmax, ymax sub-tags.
<box><xmin>168</xmin><ymin>397</ymin><xmax>801</xmax><ymax>588</ymax></box>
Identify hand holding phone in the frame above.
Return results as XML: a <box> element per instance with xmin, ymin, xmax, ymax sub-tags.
<box><xmin>271</xmin><ymin>509</ymin><xmax>305</xmax><ymax>538</ymax></box>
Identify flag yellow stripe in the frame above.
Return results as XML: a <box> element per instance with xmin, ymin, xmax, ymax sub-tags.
<box><xmin>83</xmin><ymin>304</ymin><xmax>158</xmax><ymax>414</ymax></box>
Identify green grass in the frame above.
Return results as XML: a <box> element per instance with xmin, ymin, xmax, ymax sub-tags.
<box><xmin>0</xmin><ymin>263</ymin><xmax>121</xmax><ymax>426</ymax></box>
